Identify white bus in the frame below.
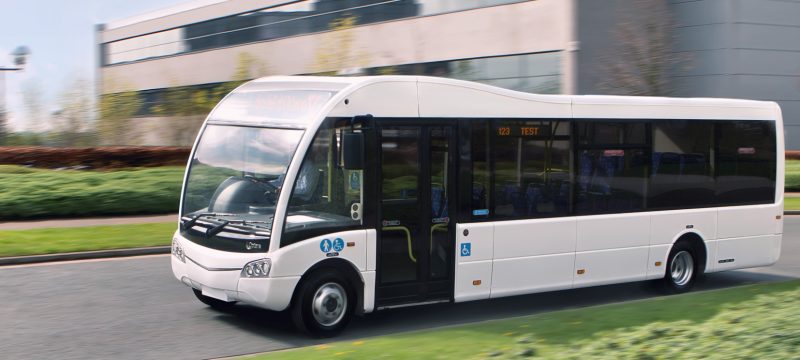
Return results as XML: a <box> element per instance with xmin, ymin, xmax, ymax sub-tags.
<box><xmin>172</xmin><ymin>76</ymin><xmax>783</xmax><ymax>336</ymax></box>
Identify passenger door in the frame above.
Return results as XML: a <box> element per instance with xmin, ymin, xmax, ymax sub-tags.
<box><xmin>375</xmin><ymin>122</ymin><xmax>456</xmax><ymax>307</ymax></box>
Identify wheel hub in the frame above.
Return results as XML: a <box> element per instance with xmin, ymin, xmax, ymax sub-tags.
<box><xmin>312</xmin><ymin>282</ymin><xmax>347</xmax><ymax>327</ymax></box>
<box><xmin>670</xmin><ymin>250</ymin><xmax>694</xmax><ymax>286</ymax></box>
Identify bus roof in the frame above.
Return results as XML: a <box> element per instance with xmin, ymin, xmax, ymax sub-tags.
<box><xmin>228</xmin><ymin>75</ymin><xmax>780</xmax><ymax>125</ymax></box>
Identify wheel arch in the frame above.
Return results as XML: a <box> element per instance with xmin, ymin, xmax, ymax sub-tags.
<box><xmin>670</xmin><ymin>231</ymin><xmax>709</xmax><ymax>273</ymax></box>
<box><xmin>290</xmin><ymin>258</ymin><xmax>366</xmax><ymax>315</ymax></box>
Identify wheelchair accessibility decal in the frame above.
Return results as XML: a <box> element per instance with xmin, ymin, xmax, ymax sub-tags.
<box><xmin>460</xmin><ymin>243</ymin><xmax>471</xmax><ymax>257</ymax></box>
<box><xmin>320</xmin><ymin>238</ymin><xmax>345</xmax><ymax>257</ymax></box>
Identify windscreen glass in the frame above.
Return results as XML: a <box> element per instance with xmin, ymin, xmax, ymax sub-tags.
<box><xmin>180</xmin><ymin>125</ymin><xmax>303</xmax><ymax>252</ymax></box>
<box><xmin>209</xmin><ymin>89</ymin><xmax>334</xmax><ymax>125</ymax></box>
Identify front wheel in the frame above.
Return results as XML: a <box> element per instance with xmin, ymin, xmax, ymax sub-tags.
<box><xmin>661</xmin><ymin>243</ymin><xmax>698</xmax><ymax>294</ymax></box>
<box><xmin>291</xmin><ymin>270</ymin><xmax>354</xmax><ymax>337</ymax></box>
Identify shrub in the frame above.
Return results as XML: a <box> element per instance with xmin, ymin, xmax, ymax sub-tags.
<box><xmin>0</xmin><ymin>166</ymin><xmax>184</xmax><ymax>220</ymax></box>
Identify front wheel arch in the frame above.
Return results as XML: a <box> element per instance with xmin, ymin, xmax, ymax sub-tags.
<box><xmin>290</xmin><ymin>259</ymin><xmax>365</xmax><ymax>316</ymax></box>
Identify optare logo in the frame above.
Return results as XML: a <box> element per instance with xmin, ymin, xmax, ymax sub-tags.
<box><xmin>320</xmin><ymin>238</ymin><xmax>344</xmax><ymax>257</ymax></box>
<box><xmin>246</xmin><ymin>241</ymin><xmax>262</xmax><ymax>250</ymax></box>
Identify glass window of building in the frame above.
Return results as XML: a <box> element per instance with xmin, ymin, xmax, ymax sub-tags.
<box><xmin>103</xmin><ymin>0</ymin><xmax>528</xmax><ymax>66</ymax></box>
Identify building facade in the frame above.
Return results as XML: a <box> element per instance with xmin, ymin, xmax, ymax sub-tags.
<box><xmin>97</xmin><ymin>0</ymin><xmax>800</xmax><ymax>147</ymax></box>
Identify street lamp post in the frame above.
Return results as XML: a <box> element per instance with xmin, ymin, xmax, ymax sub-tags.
<box><xmin>0</xmin><ymin>46</ymin><xmax>30</xmax><ymax>139</ymax></box>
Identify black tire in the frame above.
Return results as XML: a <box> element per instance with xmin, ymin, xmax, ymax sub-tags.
<box><xmin>193</xmin><ymin>288</ymin><xmax>237</xmax><ymax>311</ymax></box>
<box><xmin>291</xmin><ymin>269</ymin><xmax>355</xmax><ymax>338</ymax></box>
<box><xmin>661</xmin><ymin>242</ymin><xmax>698</xmax><ymax>294</ymax></box>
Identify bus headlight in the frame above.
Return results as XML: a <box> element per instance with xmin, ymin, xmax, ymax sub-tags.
<box><xmin>171</xmin><ymin>238</ymin><xmax>185</xmax><ymax>263</ymax></box>
<box><xmin>242</xmin><ymin>259</ymin><xmax>271</xmax><ymax>278</ymax></box>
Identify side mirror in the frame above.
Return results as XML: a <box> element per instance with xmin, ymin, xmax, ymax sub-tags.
<box><xmin>342</xmin><ymin>131</ymin><xmax>364</xmax><ymax>170</ymax></box>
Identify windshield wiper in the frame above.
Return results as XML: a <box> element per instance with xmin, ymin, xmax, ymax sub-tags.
<box><xmin>180</xmin><ymin>212</ymin><xmax>235</xmax><ymax>231</ymax></box>
<box><xmin>206</xmin><ymin>220</ymin><xmax>230</xmax><ymax>238</ymax></box>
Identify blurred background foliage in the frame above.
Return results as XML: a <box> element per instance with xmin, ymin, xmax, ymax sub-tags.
<box><xmin>0</xmin><ymin>165</ymin><xmax>183</xmax><ymax>220</ymax></box>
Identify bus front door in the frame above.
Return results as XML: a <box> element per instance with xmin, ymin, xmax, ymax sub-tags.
<box><xmin>375</xmin><ymin>123</ymin><xmax>456</xmax><ymax>307</ymax></box>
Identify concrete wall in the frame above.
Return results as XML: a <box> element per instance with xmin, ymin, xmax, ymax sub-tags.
<box><xmin>99</xmin><ymin>0</ymin><xmax>572</xmax><ymax>93</ymax></box>
<box><xmin>674</xmin><ymin>0</ymin><xmax>800</xmax><ymax>149</ymax></box>
<box><xmin>578</xmin><ymin>0</ymin><xmax>800</xmax><ymax>149</ymax></box>
<box><xmin>102</xmin><ymin>0</ymin><xmax>288</xmax><ymax>43</ymax></box>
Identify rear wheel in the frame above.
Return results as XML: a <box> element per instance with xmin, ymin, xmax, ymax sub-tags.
<box><xmin>291</xmin><ymin>270</ymin><xmax>354</xmax><ymax>337</ymax></box>
<box><xmin>661</xmin><ymin>242</ymin><xmax>698</xmax><ymax>294</ymax></box>
<box><xmin>193</xmin><ymin>288</ymin><xmax>237</xmax><ymax>311</ymax></box>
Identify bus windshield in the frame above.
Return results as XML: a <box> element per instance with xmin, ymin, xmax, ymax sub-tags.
<box><xmin>181</xmin><ymin>125</ymin><xmax>304</xmax><ymax>232</ymax></box>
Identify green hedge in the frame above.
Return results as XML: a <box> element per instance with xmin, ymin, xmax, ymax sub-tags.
<box><xmin>786</xmin><ymin>160</ymin><xmax>800</xmax><ymax>192</ymax></box>
<box><xmin>0</xmin><ymin>166</ymin><xmax>184</xmax><ymax>220</ymax></box>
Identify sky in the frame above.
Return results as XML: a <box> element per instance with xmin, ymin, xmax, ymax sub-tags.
<box><xmin>0</xmin><ymin>0</ymin><xmax>187</xmax><ymax>131</ymax></box>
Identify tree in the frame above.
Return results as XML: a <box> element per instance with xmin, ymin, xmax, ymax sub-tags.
<box><xmin>21</xmin><ymin>80</ymin><xmax>46</xmax><ymax>132</ymax></box>
<box><xmin>0</xmin><ymin>104</ymin><xmax>8</xmax><ymax>145</ymax></box>
<box><xmin>52</xmin><ymin>77</ymin><xmax>95</xmax><ymax>146</ymax></box>
<box><xmin>600</xmin><ymin>0</ymin><xmax>687</xmax><ymax>96</ymax></box>
<box><xmin>98</xmin><ymin>78</ymin><xmax>142</xmax><ymax>145</ymax></box>
<box><xmin>312</xmin><ymin>15</ymin><xmax>365</xmax><ymax>74</ymax></box>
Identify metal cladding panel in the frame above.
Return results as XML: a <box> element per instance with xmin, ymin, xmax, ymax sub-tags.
<box><xmin>714</xmin><ymin>234</ymin><xmax>781</xmax><ymax>271</ymax></box>
<box><xmin>572</xmin><ymin>96</ymin><xmax>778</xmax><ymax>120</ymax></box>
<box><xmin>576</xmin><ymin>212</ymin><xmax>650</xmax><ymax>252</ymax></box>
<box><xmin>268</xmin><ymin>230</ymin><xmax>368</xmax><ymax>277</ymax></box>
<box><xmin>649</xmin><ymin>209</ymin><xmax>717</xmax><ymax>245</ymax></box>
<box><xmin>418</xmin><ymin>81</ymin><xmax>571</xmax><ymax>118</ymax></box>
<box><xmin>493</xmin><ymin>217</ymin><xmax>576</xmax><ymax>259</ymax></box>
<box><xmin>328</xmin><ymin>81</ymin><xmax>419</xmax><ymax>118</ymax></box>
<box><xmin>717</xmin><ymin>204</ymin><xmax>783</xmax><ymax>239</ymax></box>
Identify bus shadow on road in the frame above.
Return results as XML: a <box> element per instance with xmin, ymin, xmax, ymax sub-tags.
<box><xmin>215</xmin><ymin>269</ymin><xmax>795</xmax><ymax>347</ymax></box>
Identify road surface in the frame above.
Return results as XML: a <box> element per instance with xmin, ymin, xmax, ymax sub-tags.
<box><xmin>1</xmin><ymin>218</ymin><xmax>798</xmax><ymax>359</ymax></box>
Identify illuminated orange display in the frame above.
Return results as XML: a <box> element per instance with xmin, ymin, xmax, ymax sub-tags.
<box><xmin>496</xmin><ymin>125</ymin><xmax>549</xmax><ymax>137</ymax></box>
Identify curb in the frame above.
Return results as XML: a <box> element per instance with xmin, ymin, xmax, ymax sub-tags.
<box><xmin>0</xmin><ymin>246</ymin><xmax>170</xmax><ymax>266</ymax></box>
<box><xmin>785</xmin><ymin>211</ymin><xmax>800</xmax><ymax>216</ymax></box>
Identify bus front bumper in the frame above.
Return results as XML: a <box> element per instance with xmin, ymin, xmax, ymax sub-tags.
<box><xmin>171</xmin><ymin>236</ymin><xmax>299</xmax><ymax>312</ymax></box>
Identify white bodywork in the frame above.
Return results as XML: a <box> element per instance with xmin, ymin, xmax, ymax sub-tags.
<box><xmin>172</xmin><ymin>76</ymin><xmax>784</xmax><ymax>313</ymax></box>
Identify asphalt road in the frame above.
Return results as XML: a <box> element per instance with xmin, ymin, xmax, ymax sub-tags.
<box><xmin>2</xmin><ymin>218</ymin><xmax>799</xmax><ymax>360</ymax></box>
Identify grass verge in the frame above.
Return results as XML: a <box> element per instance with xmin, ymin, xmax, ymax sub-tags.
<box><xmin>0</xmin><ymin>222</ymin><xmax>175</xmax><ymax>257</ymax></box>
<box><xmin>786</xmin><ymin>159</ymin><xmax>800</xmax><ymax>192</ymax></box>
<box><xmin>0</xmin><ymin>165</ymin><xmax>184</xmax><ymax>220</ymax></box>
<box><xmin>245</xmin><ymin>280</ymin><xmax>800</xmax><ymax>359</ymax></box>
<box><xmin>785</xmin><ymin>197</ymin><xmax>800</xmax><ymax>211</ymax></box>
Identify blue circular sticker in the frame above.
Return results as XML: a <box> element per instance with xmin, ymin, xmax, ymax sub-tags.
<box><xmin>332</xmin><ymin>238</ymin><xmax>345</xmax><ymax>252</ymax></box>
<box><xmin>320</xmin><ymin>239</ymin><xmax>332</xmax><ymax>253</ymax></box>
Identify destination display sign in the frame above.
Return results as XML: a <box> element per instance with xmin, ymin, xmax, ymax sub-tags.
<box><xmin>494</xmin><ymin>124</ymin><xmax>551</xmax><ymax>137</ymax></box>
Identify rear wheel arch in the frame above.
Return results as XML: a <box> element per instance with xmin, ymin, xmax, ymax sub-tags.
<box><xmin>671</xmin><ymin>232</ymin><xmax>708</xmax><ymax>274</ymax></box>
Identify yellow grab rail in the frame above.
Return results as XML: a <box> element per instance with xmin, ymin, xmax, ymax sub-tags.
<box><xmin>382</xmin><ymin>226</ymin><xmax>416</xmax><ymax>263</ymax></box>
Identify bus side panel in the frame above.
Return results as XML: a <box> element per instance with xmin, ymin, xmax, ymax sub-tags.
<box><xmin>717</xmin><ymin>204</ymin><xmax>783</xmax><ymax>239</ymax></box>
<box><xmin>269</xmin><ymin>230</ymin><xmax>368</xmax><ymax>277</ymax></box>
<box><xmin>454</xmin><ymin>223</ymin><xmax>493</xmax><ymax>302</ymax></box>
<box><xmin>649</xmin><ymin>209</ymin><xmax>717</xmax><ymax>275</ymax></box>
<box><xmin>490</xmin><ymin>218</ymin><xmax>576</xmax><ymax>298</ymax></box>
<box><xmin>573</xmin><ymin>213</ymin><xmax>650</xmax><ymax>287</ymax></box>
<box><xmin>714</xmin><ymin>234</ymin><xmax>781</xmax><ymax>271</ymax></box>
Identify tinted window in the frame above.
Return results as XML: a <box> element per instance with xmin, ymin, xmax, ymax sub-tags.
<box><xmin>491</xmin><ymin>120</ymin><xmax>571</xmax><ymax>218</ymax></box>
<box><xmin>575</xmin><ymin>121</ymin><xmax>648</xmax><ymax>214</ymax></box>
<box><xmin>282</xmin><ymin>119</ymin><xmax>362</xmax><ymax>246</ymax></box>
<box><xmin>715</xmin><ymin>121</ymin><xmax>777</xmax><ymax>205</ymax></box>
<box><xmin>576</xmin><ymin>122</ymin><xmax>646</xmax><ymax>146</ymax></box>
<box><xmin>649</xmin><ymin>120</ymin><xmax>715</xmax><ymax>209</ymax></box>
